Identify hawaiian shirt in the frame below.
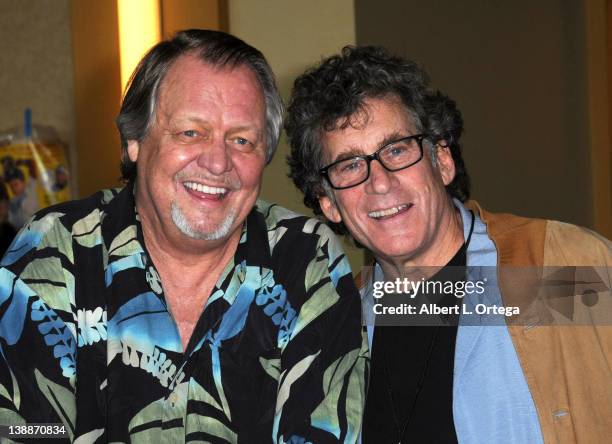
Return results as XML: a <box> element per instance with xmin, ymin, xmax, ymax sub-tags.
<box><xmin>0</xmin><ymin>183</ymin><xmax>368</xmax><ymax>443</ymax></box>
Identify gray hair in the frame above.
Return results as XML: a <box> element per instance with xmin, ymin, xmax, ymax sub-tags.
<box><xmin>116</xmin><ymin>29</ymin><xmax>283</xmax><ymax>180</ymax></box>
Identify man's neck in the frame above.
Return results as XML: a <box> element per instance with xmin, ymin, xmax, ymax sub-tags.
<box><xmin>137</xmin><ymin>207</ymin><xmax>242</xmax><ymax>351</ymax></box>
<box><xmin>140</xmin><ymin>215</ymin><xmax>241</xmax><ymax>290</ymax></box>
<box><xmin>378</xmin><ymin>205</ymin><xmax>464</xmax><ymax>282</ymax></box>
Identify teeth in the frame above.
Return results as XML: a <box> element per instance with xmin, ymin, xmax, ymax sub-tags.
<box><xmin>368</xmin><ymin>204</ymin><xmax>408</xmax><ymax>219</ymax></box>
<box><xmin>183</xmin><ymin>181</ymin><xmax>227</xmax><ymax>195</ymax></box>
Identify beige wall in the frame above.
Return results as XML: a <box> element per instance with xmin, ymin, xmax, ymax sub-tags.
<box><xmin>71</xmin><ymin>0</ymin><xmax>229</xmax><ymax>197</ymax></box>
<box><xmin>0</xmin><ymin>0</ymin><xmax>76</xmax><ymax>170</ymax></box>
<box><xmin>161</xmin><ymin>0</ymin><xmax>228</xmax><ymax>38</ymax></box>
<box><xmin>355</xmin><ymin>0</ymin><xmax>602</xmax><ymax>232</ymax></box>
<box><xmin>229</xmin><ymin>0</ymin><xmax>367</xmax><ymax>271</ymax></box>
<box><xmin>71</xmin><ymin>0</ymin><xmax>123</xmax><ymax>197</ymax></box>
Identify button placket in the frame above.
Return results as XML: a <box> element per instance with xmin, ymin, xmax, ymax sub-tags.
<box><xmin>160</xmin><ymin>381</ymin><xmax>189</xmax><ymax>442</ymax></box>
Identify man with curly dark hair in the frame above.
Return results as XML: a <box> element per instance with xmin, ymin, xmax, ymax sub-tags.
<box><xmin>286</xmin><ymin>46</ymin><xmax>611</xmax><ymax>444</ymax></box>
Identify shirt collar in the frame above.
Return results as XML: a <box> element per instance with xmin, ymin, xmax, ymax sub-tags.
<box><xmin>103</xmin><ymin>181</ymin><xmax>272</xmax><ymax>265</ymax></box>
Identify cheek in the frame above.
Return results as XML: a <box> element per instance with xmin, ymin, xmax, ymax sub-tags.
<box><xmin>336</xmin><ymin>192</ymin><xmax>365</xmax><ymax>224</ymax></box>
<box><xmin>235</xmin><ymin>157</ymin><xmax>265</xmax><ymax>189</ymax></box>
<box><xmin>164</xmin><ymin>146</ymin><xmax>197</xmax><ymax>167</ymax></box>
<box><xmin>406</xmin><ymin>165</ymin><xmax>443</xmax><ymax>201</ymax></box>
<box><xmin>173</xmin><ymin>150</ymin><xmax>194</xmax><ymax>164</ymax></box>
<box><xmin>153</xmin><ymin>146</ymin><xmax>203</xmax><ymax>179</ymax></box>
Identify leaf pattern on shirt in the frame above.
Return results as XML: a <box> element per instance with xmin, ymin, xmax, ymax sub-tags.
<box><xmin>31</xmin><ymin>299</ymin><xmax>76</xmax><ymax>380</ymax></box>
<box><xmin>72</xmin><ymin>209</ymin><xmax>103</xmax><ymax>248</ymax></box>
<box><xmin>1</xmin><ymin>212</ymin><xmax>64</xmax><ymax>266</ymax></box>
<box><xmin>0</xmin><ymin>269</ymin><xmax>33</xmax><ymax>346</ymax></box>
<box><xmin>76</xmin><ymin>307</ymin><xmax>107</xmax><ymax>346</ymax></box>
<box><xmin>0</xmin><ymin>186</ymin><xmax>368</xmax><ymax>443</ymax></box>
<box><xmin>34</xmin><ymin>368</ymin><xmax>75</xmax><ymax>440</ymax></box>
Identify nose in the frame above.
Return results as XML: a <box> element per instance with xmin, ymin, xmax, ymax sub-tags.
<box><xmin>197</xmin><ymin>138</ymin><xmax>233</xmax><ymax>175</ymax></box>
<box><xmin>366</xmin><ymin>159</ymin><xmax>393</xmax><ymax>194</ymax></box>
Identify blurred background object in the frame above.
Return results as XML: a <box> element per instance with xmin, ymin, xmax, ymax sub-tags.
<box><xmin>0</xmin><ymin>109</ymin><xmax>73</xmax><ymax>230</ymax></box>
<box><xmin>0</xmin><ymin>0</ymin><xmax>609</xmax><ymax>271</ymax></box>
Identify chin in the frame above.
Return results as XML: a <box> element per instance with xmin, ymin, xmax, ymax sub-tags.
<box><xmin>171</xmin><ymin>203</ymin><xmax>239</xmax><ymax>241</ymax></box>
<box><xmin>373</xmin><ymin>238</ymin><xmax>421</xmax><ymax>260</ymax></box>
<box><xmin>380</xmin><ymin>247</ymin><xmax>418</xmax><ymax>260</ymax></box>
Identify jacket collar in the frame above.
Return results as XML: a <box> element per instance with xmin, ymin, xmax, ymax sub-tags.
<box><xmin>465</xmin><ymin>200</ymin><xmax>546</xmax><ymax>267</ymax></box>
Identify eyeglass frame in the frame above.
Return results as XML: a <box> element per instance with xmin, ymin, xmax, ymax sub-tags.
<box><xmin>319</xmin><ymin>134</ymin><xmax>428</xmax><ymax>190</ymax></box>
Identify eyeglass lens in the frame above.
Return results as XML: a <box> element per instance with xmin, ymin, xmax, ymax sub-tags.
<box><xmin>327</xmin><ymin>137</ymin><xmax>422</xmax><ymax>188</ymax></box>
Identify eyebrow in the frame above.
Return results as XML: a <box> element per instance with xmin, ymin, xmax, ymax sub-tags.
<box><xmin>332</xmin><ymin>147</ymin><xmax>367</xmax><ymax>162</ymax></box>
<box><xmin>379</xmin><ymin>131</ymin><xmax>410</xmax><ymax>148</ymax></box>
<box><xmin>169</xmin><ymin>118</ymin><xmax>263</xmax><ymax>138</ymax></box>
<box><xmin>168</xmin><ymin>115</ymin><xmax>208</xmax><ymax>126</ymax></box>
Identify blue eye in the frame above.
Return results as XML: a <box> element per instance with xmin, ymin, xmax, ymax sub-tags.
<box><xmin>389</xmin><ymin>145</ymin><xmax>408</xmax><ymax>156</ymax></box>
<box><xmin>182</xmin><ymin>130</ymin><xmax>198</xmax><ymax>137</ymax></box>
<box><xmin>340</xmin><ymin>159</ymin><xmax>365</xmax><ymax>173</ymax></box>
<box><xmin>232</xmin><ymin>137</ymin><xmax>257</xmax><ymax>152</ymax></box>
<box><xmin>343</xmin><ymin>161</ymin><xmax>359</xmax><ymax>171</ymax></box>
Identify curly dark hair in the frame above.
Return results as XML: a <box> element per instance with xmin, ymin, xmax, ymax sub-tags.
<box><xmin>285</xmin><ymin>45</ymin><xmax>470</xmax><ymax>235</ymax></box>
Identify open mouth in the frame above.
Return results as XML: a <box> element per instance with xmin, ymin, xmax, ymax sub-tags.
<box><xmin>368</xmin><ymin>203</ymin><xmax>412</xmax><ymax>220</ymax></box>
<box><xmin>183</xmin><ymin>181</ymin><xmax>229</xmax><ymax>200</ymax></box>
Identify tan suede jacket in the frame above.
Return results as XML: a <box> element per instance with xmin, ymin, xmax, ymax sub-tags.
<box><xmin>466</xmin><ymin>201</ymin><xmax>611</xmax><ymax>443</ymax></box>
<box><xmin>358</xmin><ymin>201</ymin><xmax>612</xmax><ymax>443</ymax></box>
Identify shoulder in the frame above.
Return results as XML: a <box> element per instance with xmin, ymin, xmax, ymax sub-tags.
<box><xmin>1</xmin><ymin>188</ymin><xmax>122</xmax><ymax>268</ymax></box>
<box><xmin>543</xmin><ymin>220</ymin><xmax>611</xmax><ymax>266</ymax></box>
<box><xmin>466</xmin><ymin>200</ymin><xmax>611</xmax><ymax>266</ymax></box>
<box><xmin>253</xmin><ymin>200</ymin><xmax>351</xmax><ymax>283</ymax></box>
<box><xmin>466</xmin><ymin>200</ymin><xmax>547</xmax><ymax>237</ymax></box>
<box><xmin>254</xmin><ymin>199</ymin><xmax>341</xmax><ymax>249</ymax></box>
<box><xmin>32</xmin><ymin>187</ymin><xmax>120</xmax><ymax>226</ymax></box>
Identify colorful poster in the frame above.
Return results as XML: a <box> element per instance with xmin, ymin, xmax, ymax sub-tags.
<box><xmin>0</xmin><ymin>125</ymin><xmax>72</xmax><ymax>230</ymax></box>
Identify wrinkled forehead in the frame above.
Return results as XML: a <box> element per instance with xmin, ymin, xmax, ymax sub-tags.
<box><xmin>320</xmin><ymin>94</ymin><xmax>420</xmax><ymax>162</ymax></box>
<box><xmin>154</xmin><ymin>53</ymin><xmax>264</xmax><ymax>117</ymax></box>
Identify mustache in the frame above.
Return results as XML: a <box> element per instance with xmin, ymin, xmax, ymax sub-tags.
<box><xmin>174</xmin><ymin>171</ymin><xmax>241</xmax><ymax>191</ymax></box>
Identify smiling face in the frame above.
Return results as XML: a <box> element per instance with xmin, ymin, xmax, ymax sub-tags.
<box><xmin>128</xmin><ymin>54</ymin><xmax>267</xmax><ymax>248</ymax></box>
<box><xmin>319</xmin><ymin>95</ymin><xmax>461</xmax><ymax>268</ymax></box>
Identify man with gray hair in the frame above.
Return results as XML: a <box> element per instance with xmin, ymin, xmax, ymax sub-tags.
<box><xmin>286</xmin><ymin>46</ymin><xmax>611</xmax><ymax>443</ymax></box>
<box><xmin>0</xmin><ymin>30</ymin><xmax>366</xmax><ymax>443</ymax></box>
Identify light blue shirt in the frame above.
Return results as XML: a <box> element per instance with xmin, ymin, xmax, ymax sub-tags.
<box><xmin>361</xmin><ymin>200</ymin><xmax>544</xmax><ymax>443</ymax></box>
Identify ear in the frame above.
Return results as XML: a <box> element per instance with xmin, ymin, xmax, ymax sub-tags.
<box><xmin>319</xmin><ymin>194</ymin><xmax>342</xmax><ymax>223</ymax></box>
<box><xmin>127</xmin><ymin>140</ymin><xmax>140</xmax><ymax>162</ymax></box>
<box><xmin>435</xmin><ymin>142</ymin><xmax>456</xmax><ymax>186</ymax></box>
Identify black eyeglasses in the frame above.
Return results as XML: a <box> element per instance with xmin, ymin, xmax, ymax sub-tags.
<box><xmin>320</xmin><ymin>134</ymin><xmax>426</xmax><ymax>190</ymax></box>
